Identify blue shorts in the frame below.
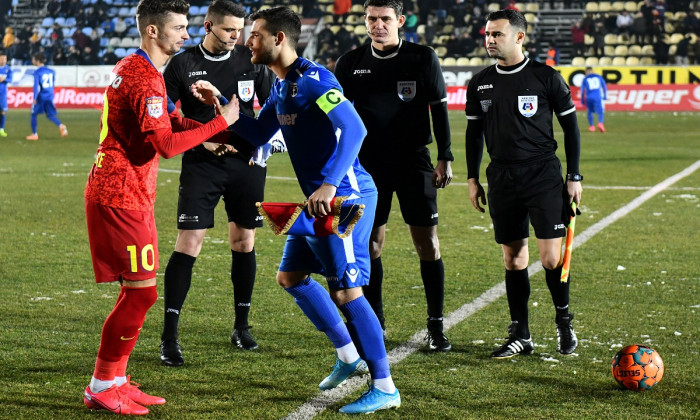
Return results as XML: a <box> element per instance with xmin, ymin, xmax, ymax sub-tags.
<box><xmin>32</xmin><ymin>98</ymin><xmax>58</xmax><ymax>117</ymax></box>
<box><xmin>586</xmin><ymin>98</ymin><xmax>604</xmax><ymax>115</ymax></box>
<box><xmin>0</xmin><ymin>94</ymin><xmax>7</xmax><ymax>112</ymax></box>
<box><xmin>278</xmin><ymin>194</ymin><xmax>377</xmax><ymax>290</ymax></box>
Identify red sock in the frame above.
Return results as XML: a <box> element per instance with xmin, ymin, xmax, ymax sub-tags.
<box><xmin>94</xmin><ymin>286</ymin><xmax>158</xmax><ymax>378</ymax></box>
<box><xmin>116</xmin><ymin>355</ymin><xmax>129</xmax><ymax>378</ymax></box>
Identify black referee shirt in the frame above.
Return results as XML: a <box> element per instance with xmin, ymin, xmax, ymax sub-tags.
<box><xmin>163</xmin><ymin>44</ymin><xmax>273</xmax><ymax>157</ymax></box>
<box><xmin>465</xmin><ymin>58</ymin><xmax>576</xmax><ymax>165</ymax></box>
<box><xmin>335</xmin><ymin>40</ymin><xmax>453</xmax><ymax>162</ymax></box>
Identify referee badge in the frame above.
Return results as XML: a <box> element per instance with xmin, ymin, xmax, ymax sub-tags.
<box><xmin>518</xmin><ymin>95</ymin><xmax>538</xmax><ymax>117</ymax></box>
<box><xmin>480</xmin><ymin>99</ymin><xmax>492</xmax><ymax>113</ymax></box>
<box><xmin>238</xmin><ymin>80</ymin><xmax>254</xmax><ymax>102</ymax></box>
<box><xmin>397</xmin><ymin>81</ymin><xmax>416</xmax><ymax>102</ymax></box>
<box><xmin>145</xmin><ymin>96</ymin><xmax>164</xmax><ymax>118</ymax></box>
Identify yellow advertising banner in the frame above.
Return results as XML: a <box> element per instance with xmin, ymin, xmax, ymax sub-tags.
<box><xmin>556</xmin><ymin>66</ymin><xmax>700</xmax><ymax>86</ymax></box>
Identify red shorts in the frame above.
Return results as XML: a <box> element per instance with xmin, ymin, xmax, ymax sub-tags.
<box><xmin>85</xmin><ymin>200</ymin><xmax>159</xmax><ymax>283</ymax></box>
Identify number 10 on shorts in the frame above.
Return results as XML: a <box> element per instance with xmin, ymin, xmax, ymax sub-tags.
<box><xmin>126</xmin><ymin>244</ymin><xmax>156</xmax><ymax>273</ymax></box>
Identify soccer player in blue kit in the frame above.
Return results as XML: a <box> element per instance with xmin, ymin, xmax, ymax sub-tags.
<box><xmin>26</xmin><ymin>53</ymin><xmax>68</xmax><ymax>141</ymax></box>
<box><xmin>0</xmin><ymin>50</ymin><xmax>11</xmax><ymax>137</ymax></box>
<box><xmin>580</xmin><ymin>66</ymin><xmax>607</xmax><ymax>133</ymax></box>
<box><xmin>193</xmin><ymin>5</ymin><xmax>401</xmax><ymax>414</ymax></box>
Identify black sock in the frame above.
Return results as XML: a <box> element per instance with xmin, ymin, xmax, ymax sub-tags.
<box><xmin>420</xmin><ymin>258</ymin><xmax>445</xmax><ymax>320</ymax></box>
<box><xmin>545</xmin><ymin>266</ymin><xmax>571</xmax><ymax>320</ymax></box>
<box><xmin>162</xmin><ymin>251</ymin><xmax>196</xmax><ymax>341</ymax></box>
<box><xmin>362</xmin><ymin>257</ymin><xmax>385</xmax><ymax>329</ymax></box>
<box><xmin>232</xmin><ymin>249</ymin><xmax>256</xmax><ymax>330</ymax></box>
<box><xmin>505</xmin><ymin>268</ymin><xmax>530</xmax><ymax>338</ymax></box>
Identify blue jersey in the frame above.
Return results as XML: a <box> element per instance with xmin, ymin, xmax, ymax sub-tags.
<box><xmin>0</xmin><ymin>64</ymin><xmax>11</xmax><ymax>97</ymax></box>
<box><xmin>581</xmin><ymin>73</ymin><xmax>607</xmax><ymax>104</ymax></box>
<box><xmin>33</xmin><ymin>66</ymin><xmax>56</xmax><ymax>102</ymax></box>
<box><xmin>234</xmin><ymin>57</ymin><xmax>376</xmax><ymax>199</ymax></box>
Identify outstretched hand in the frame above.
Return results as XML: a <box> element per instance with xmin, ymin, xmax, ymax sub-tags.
<box><xmin>190</xmin><ymin>80</ymin><xmax>221</xmax><ymax>105</ymax></box>
<box><xmin>468</xmin><ymin>178</ymin><xmax>487</xmax><ymax>213</ymax></box>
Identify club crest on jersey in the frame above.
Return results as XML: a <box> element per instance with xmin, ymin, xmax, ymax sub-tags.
<box><xmin>146</xmin><ymin>96</ymin><xmax>164</xmax><ymax>118</ymax></box>
<box><xmin>480</xmin><ymin>99</ymin><xmax>492</xmax><ymax>112</ymax></box>
<box><xmin>397</xmin><ymin>81</ymin><xmax>416</xmax><ymax>102</ymax></box>
<box><xmin>518</xmin><ymin>95</ymin><xmax>537</xmax><ymax>117</ymax></box>
<box><xmin>289</xmin><ymin>83</ymin><xmax>298</xmax><ymax>98</ymax></box>
<box><xmin>238</xmin><ymin>80</ymin><xmax>254</xmax><ymax>102</ymax></box>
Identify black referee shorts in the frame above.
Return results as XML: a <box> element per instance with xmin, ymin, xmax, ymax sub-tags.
<box><xmin>364</xmin><ymin>147</ymin><xmax>439</xmax><ymax>228</ymax></box>
<box><xmin>176</xmin><ymin>150</ymin><xmax>266</xmax><ymax>230</ymax></box>
<box><xmin>486</xmin><ymin>158</ymin><xmax>567</xmax><ymax>244</ymax></box>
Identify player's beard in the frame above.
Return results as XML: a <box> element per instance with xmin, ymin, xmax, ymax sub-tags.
<box><xmin>251</xmin><ymin>47</ymin><xmax>274</xmax><ymax>65</ymax></box>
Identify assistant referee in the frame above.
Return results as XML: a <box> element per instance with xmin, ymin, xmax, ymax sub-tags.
<box><xmin>465</xmin><ymin>9</ymin><xmax>583</xmax><ymax>359</ymax></box>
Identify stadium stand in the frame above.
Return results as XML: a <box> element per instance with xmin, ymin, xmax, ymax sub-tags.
<box><xmin>1</xmin><ymin>0</ymin><xmax>698</xmax><ymax>66</ymax></box>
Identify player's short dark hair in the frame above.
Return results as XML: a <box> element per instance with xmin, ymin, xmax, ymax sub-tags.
<box><xmin>205</xmin><ymin>0</ymin><xmax>246</xmax><ymax>24</ymax></box>
<box><xmin>33</xmin><ymin>52</ymin><xmax>47</xmax><ymax>64</ymax></box>
<box><xmin>249</xmin><ymin>6</ymin><xmax>301</xmax><ymax>50</ymax></box>
<box><xmin>486</xmin><ymin>9</ymin><xmax>528</xmax><ymax>34</ymax></box>
<box><xmin>0</xmin><ymin>50</ymin><xmax>6</xmax><ymax>56</ymax></box>
<box><xmin>137</xmin><ymin>0</ymin><xmax>190</xmax><ymax>33</ymax></box>
<box><xmin>363</xmin><ymin>0</ymin><xmax>403</xmax><ymax>16</ymax></box>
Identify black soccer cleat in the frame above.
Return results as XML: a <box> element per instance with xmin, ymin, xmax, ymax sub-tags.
<box><xmin>160</xmin><ymin>339</ymin><xmax>184</xmax><ymax>366</ymax></box>
<box><xmin>556</xmin><ymin>313</ymin><xmax>578</xmax><ymax>354</ymax></box>
<box><xmin>491</xmin><ymin>323</ymin><xmax>534</xmax><ymax>359</ymax></box>
<box><xmin>426</xmin><ymin>329</ymin><xmax>452</xmax><ymax>352</ymax></box>
<box><xmin>231</xmin><ymin>327</ymin><xmax>259</xmax><ymax>350</ymax></box>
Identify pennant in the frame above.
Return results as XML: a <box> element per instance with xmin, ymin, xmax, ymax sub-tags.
<box><xmin>257</xmin><ymin>196</ymin><xmax>364</xmax><ymax>238</ymax></box>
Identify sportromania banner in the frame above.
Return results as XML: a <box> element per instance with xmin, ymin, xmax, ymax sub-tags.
<box><xmin>6</xmin><ymin>65</ymin><xmax>700</xmax><ymax>111</ymax></box>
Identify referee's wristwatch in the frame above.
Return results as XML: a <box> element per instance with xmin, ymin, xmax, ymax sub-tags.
<box><xmin>566</xmin><ymin>173</ymin><xmax>584</xmax><ymax>182</ymax></box>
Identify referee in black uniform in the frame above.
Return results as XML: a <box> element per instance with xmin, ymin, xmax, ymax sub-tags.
<box><xmin>465</xmin><ymin>9</ymin><xmax>583</xmax><ymax>358</ymax></box>
<box><xmin>335</xmin><ymin>0</ymin><xmax>453</xmax><ymax>352</ymax></box>
<box><xmin>159</xmin><ymin>0</ymin><xmax>274</xmax><ymax>365</ymax></box>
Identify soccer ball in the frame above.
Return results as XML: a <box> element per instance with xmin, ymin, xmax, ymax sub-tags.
<box><xmin>611</xmin><ymin>345</ymin><xmax>665</xmax><ymax>391</ymax></box>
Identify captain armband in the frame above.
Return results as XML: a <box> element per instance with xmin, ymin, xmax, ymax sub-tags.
<box><xmin>316</xmin><ymin>88</ymin><xmax>347</xmax><ymax>115</ymax></box>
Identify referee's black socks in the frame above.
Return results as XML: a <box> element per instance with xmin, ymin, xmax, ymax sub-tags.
<box><xmin>420</xmin><ymin>258</ymin><xmax>445</xmax><ymax>323</ymax></box>
<box><xmin>505</xmin><ymin>268</ymin><xmax>530</xmax><ymax>339</ymax></box>
<box><xmin>162</xmin><ymin>251</ymin><xmax>196</xmax><ymax>341</ymax></box>
<box><xmin>231</xmin><ymin>249</ymin><xmax>256</xmax><ymax>330</ymax></box>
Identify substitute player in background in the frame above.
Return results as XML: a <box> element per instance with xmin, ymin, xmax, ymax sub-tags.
<box><xmin>25</xmin><ymin>53</ymin><xmax>67</xmax><ymax>141</ymax></box>
<box><xmin>0</xmin><ymin>50</ymin><xmax>11</xmax><ymax>137</ymax></box>
<box><xmin>465</xmin><ymin>9</ymin><xmax>582</xmax><ymax>359</ymax></box>
<box><xmin>83</xmin><ymin>0</ymin><xmax>239</xmax><ymax>415</ymax></box>
<box><xmin>159</xmin><ymin>0</ymin><xmax>275</xmax><ymax>367</ymax></box>
<box><xmin>335</xmin><ymin>0</ymin><xmax>454</xmax><ymax>352</ymax></box>
<box><xmin>580</xmin><ymin>66</ymin><xmax>607</xmax><ymax>133</ymax></box>
<box><xmin>193</xmin><ymin>6</ymin><xmax>400</xmax><ymax>414</ymax></box>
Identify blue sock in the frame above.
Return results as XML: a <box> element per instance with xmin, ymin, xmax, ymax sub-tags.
<box><xmin>340</xmin><ymin>296</ymin><xmax>390</xmax><ymax>380</ymax></box>
<box><xmin>0</xmin><ymin>113</ymin><xmax>5</xmax><ymax>129</ymax></box>
<box><xmin>31</xmin><ymin>114</ymin><xmax>38</xmax><ymax>133</ymax></box>
<box><xmin>47</xmin><ymin>114</ymin><xmax>62</xmax><ymax>127</ymax></box>
<box><xmin>285</xmin><ymin>277</ymin><xmax>352</xmax><ymax>349</ymax></box>
<box><xmin>587</xmin><ymin>110</ymin><xmax>594</xmax><ymax>126</ymax></box>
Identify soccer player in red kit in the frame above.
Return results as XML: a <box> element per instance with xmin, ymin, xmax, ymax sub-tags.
<box><xmin>82</xmin><ymin>0</ymin><xmax>239</xmax><ymax>415</ymax></box>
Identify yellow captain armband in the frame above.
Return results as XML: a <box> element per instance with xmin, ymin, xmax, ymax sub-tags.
<box><xmin>316</xmin><ymin>88</ymin><xmax>347</xmax><ymax>114</ymax></box>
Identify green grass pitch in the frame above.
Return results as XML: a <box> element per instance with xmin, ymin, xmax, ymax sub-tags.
<box><xmin>0</xmin><ymin>109</ymin><xmax>698</xmax><ymax>419</ymax></box>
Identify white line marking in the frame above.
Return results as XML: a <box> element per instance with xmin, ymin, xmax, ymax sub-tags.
<box><xmin>282</xmin><ymin>160</ymin><xmax>700</xmax><ymax>420</ymax></box>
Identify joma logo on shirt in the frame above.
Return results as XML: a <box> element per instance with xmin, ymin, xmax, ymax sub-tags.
<box><xmin>188</xmin><ymin>70</ymin><xmax>207</xmax><ymax>77</ymax></box>
<box><xmin>277</xmin><ymin>113</ymin><xmax>297</xmax><ymax>125</ymax></box>
<box><xmin>353</xmin><ymin>69</ymin><xmax>371</xmax><ymax>75</ymax></box>
<box><xmin>477</xmin><ymin>84</ymin><xmax>493</xmax><ymax>91</ymax></box>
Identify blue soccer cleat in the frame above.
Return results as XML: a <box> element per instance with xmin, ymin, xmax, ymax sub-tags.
<box><xmin>318</xmin><ymin>356</ymin><xmax>368</xmax><ymax>391</ymax></box>
<box><xmin>339</xmin><ymin>384</ymin><xmax>401</xmax><ymax>414</ymax></box>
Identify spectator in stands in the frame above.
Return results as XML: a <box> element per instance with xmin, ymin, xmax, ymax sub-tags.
<box><xmin>631</xmin><ymin>11</ymin><xmax>648</xmax><ymax>44</ymax></box>
<box><xmin>72</xmin><ymin>26</ymin><xmax>90</xmax><ymax>50</ymax></box>
<box><xmin>545</xmin><ymin>42</ymin><xmax>559</xmax><ymax>65</ymax></box>
<box><xmin>452</xmin><ymin>0</ymin><xmax>468</xmax><ymax>26</ymax></box>
<box><xmin>616</xmin><ymin>10</ymin><xmax>634</xmax><ymax>34</ymax></box>
<box><xmin>52</xmin><ymin>46</ymin><xmax>67</xmax><ymax>65</ymax></box>
<box><xmin>46</xmin><ymin>0</ymin><xmax>61</xmax><ymax>18</ymax></box>
<box><xmin>3</xmin><ymin>27</ymin><xmax>15</xmax><ymax>50</ymax></box>
<box><xmin>459</xmin><ymin>31</ymin><xmax>476</xmax><ymax>55</ymax></box>
<box><xmin>417</xmin><ymin>0</ymin><xmax>431</xmax><ymax>24</ymax></box>
<box><xmin>404</xmin><ymin>9</ymin><xmax>418</xmax><ymax>43</ymax></box>
<box><xmin>692</xmin><ymin>39</ymin><xmax>700</xmax><ymax>64</ymax></box>
<box><xmin>424</xmin><ymin>16</ymin><xmax>437</xmax><ymax>45</ymax></box>
<box><xmin>60</xmin><ymin>0</ymin><xmax>80</xmax><ymax>18</ymax></box>
<box><xmin>101</xmin><ymin>46</ymin><xmax>119</xmax><ymax>65</ymax></box>
<box><xmin>571</xmin><ymin>20</ymin><xmax>587</xmax><ymax>57</ymax></box>
<box><xmin>82</xmin><ymin>45</ymin><xmax>99</xmax><ymax>65</ymax></box>
<box><xmin>654</xmin><ymin>37</ymin><xmax>669</xmax><ymax>63</ymax></box>
<box><xmin>591</xmin><ymin>21</ymin><xmax>606</xmax><ymax>57</ymax></box>
<box><xmin>100</xmin><ymin>15</ymin><xmax>115</xmax><ymax>35</ymax></box>
<box><xmin>434</xmin><ymin>0</ymin><xmax>448</xmax><ymax>25</ymax></box>
<box><xmin>304</xmin><ymin>3</ymin><xmax>324</xmax><ymax>18</ymax></box>
<box><xmin>65</xmin><ymin>45</ymin><xmax>81</xmax><ymax>65</ymax></box>
<box><xmin>445</xmin><ymin>33</ymin><xmax>462</xmax><ymax>57</ymax></box>
<box><xmin>113</xmin><ymin>16</ymin><xmax>127</xmax><ymax>36</ymax></box>
<box><xmin>334</xmin><ymin>0</ymin><xmax>352</xmax><ymax>24</ymax></box>
<box><xmin>674</xmin><ymin>34</ymin><xmax>691</xmax><ymax>65</ymax></box>
<box><xmin>525</xmin><ymin>35</ymin><xmax>542</xmax><ymax>60</ymax></box>
<box><xmin>8</xmin><ymin>38</ymin><xmax>29</xmax><ymax>66</ymax></box>
<box><xmin>682</xmin><ymin>11</ymin><xmax>699</xmax><ymax>34</ymax></box>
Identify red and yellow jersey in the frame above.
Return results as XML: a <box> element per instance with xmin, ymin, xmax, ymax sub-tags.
<box><xmin>85</xmin><ymin>51</ymin><xmax>171</xmax><ymax>211</ymax></box>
